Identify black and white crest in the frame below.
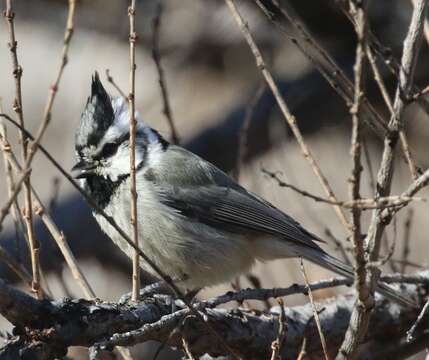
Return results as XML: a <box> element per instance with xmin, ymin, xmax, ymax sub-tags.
<box><xmin>75</xmin><ymin>72</ymin><xmax>115</xmax><ymax>153</ymax></box>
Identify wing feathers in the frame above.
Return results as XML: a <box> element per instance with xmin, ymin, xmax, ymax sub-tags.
<box><xmin>159</xmin><ymin>185</ymin><xmax>323</xmax><ymax>250</ymax></box>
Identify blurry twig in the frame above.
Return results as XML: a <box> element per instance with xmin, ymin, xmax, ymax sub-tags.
<box><xmin>411</xmin><ymin>84</ymin><xmax>429</xmax><ymax>100</ymax></box>
<box><xmin>382</xmin><ymin>169</ymin><xmax>429</xmax><ymax>221</ymax></box>
<box><xmin>4</xmin><ymin>0</ymin><xmax>41</xmax><ymax>299</ymax></box>
<box><xmin>270</xmin><ymin>298</ymin><xmax>286</xmax><ymax>360</ymax></box>
<box><xmin>406</xmin><ymin>298</ymin><xmax>429</xmax><ymax>342</ymax></box>
<box><xmin>300</xmin><ymin>259</ymin><xmax>329</xmax><ymax>360</ymax></box>
<box><xmin>257</xmin><ymin>0</ymin><xmax>421</xmax><ymax>179</ymax></box>
<box><xmin>128</xmin><ymin>0</ymin><xmax>140</xmax><ymax>302</ymax></box>
<box><xmin>224</xmin><ymin>0</ymin><xmax>350</xmax><ymax>231</ymax></box>
<box><xmin>151</xmin><ymin>1</ymin><xmax>180</xmax><ymax>145</ymax></box>
<box><xmin>410</xmin><ymin>0</ymin><xmax>429</xmax><ymax>46</ymax></box>
<box><xmin>0</xmin><ymin>105</ymin><xmax>23</xmax><ymax>264</ymax></box>
<box><xmin>181</xmin><ymin>336</ymin><xmax>196</xmax><ymax>360</ymax></box>
<box><xmin>391</xmin><ymin>259</ymin><xmax>423</xmax><ymax>270</ymax></box>
<box><xmin>366</xmin><ymin>46</ymin><xmax>418</xmax><ymax>179</ymax></box>
<box><xmin>381</xmin><ymin>219</ymin><xmax>399</xmax><ymax>273</ymax></box>
<box><xmin>296</xmin><ymin>336</ymin><xmax>308</xmax><ymax>360</ymax></box>
<box><xmin>48</xmin><ymin>177</ymin><xmax>61</xmax><ymax>213</ymax></box>
<box><xmin>0</xmin><ymin>245</ymin><xmax>32</xmax><ymax>290</ymax></box>
<box><xmin>262</xmin><ymin>168</ymin><xmax>426</xmax><ymax>209</ymax></box>
<box><xmin>0</xmin><ymin>167</ymin><xmax>31</xmax><ymax>228</ymax></box>
<box><xmin>234</xmin><ymin>82</ymin><xmax>265</xmax><ymax>181</ymax></box>
<box><xmin>324</xmin><ymin>229</ymin><xmax>351</xmax><ymax>266</ymax></box>
<box><xmin>0</xmin><ymin>136</ymin><xmax>96</xmax><ymax>299</ymax></box>
<box><xmin>254</xmin><ymin>0</ymin><xmax>386</xmax><ymax>135</ymax></box>
<box><xmin>361</xmin><ymin>135</ymin><xmax>376</xmax><ymax>193</ymax></box>
<box><xmin>246</xmin><ymin>273</ymin><xmax>271</xmax><ymax>310</ymax></box>
<box><xmin>401</xmin><ymin>208</ymin><xmax>414</xmax><ymax>273</ymax></box>
<box><xmin>105</xmin><ymin>69</ymin><xmax>127</xmax><ymax>100</ymax></box>
<box><xmin>3</xmin><ymin>0</ymin><xmax>77</xmax><ymax>299</ymax></box>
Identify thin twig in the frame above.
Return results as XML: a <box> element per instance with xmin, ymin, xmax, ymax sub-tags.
<box><xmin>0</xmin><ymin>113</ymin><xmax>23</xmax><ymax>265</ymax></box>
<box><xmin>339</xmin><ymin>1</ymin><xmax>429</xmax><ymax>358</ymax></box>
<box><xmin>105</xmin><ymin>69</ymin><xmax>127</xmax><ymax>100</ymax></box>
<box><xmin>348</xmin><ymin>0</ymin><xmax>367</xmax><ymax>318</ymax></box>
<box><xmin>151</xmin><ymin>1</ymin><xmax>180</xmax><ymax>145</ymax></box>
<box><xmin>270</xmin><ymin>298</ymin><xmax>287</xmax><ymax>360</ymax></box>
<box><xmin>338</xmin><ymin>0</ymin><xmax>429</xmax><ymax>119</ymax></box>
<box><xmin>361</xmin><ymin>135</ymin><xmax>376</xmax><ymax>193</ymax></box>
<box><xmin>0</xmin><ymin>167</ymin><xmax>31</xmax><ymax>228</ymax></box>
<box><xmin>343</xmin><ymin>1</ymin><xmax>429</xmax><ymax>176</ymax></box>
<box><xmin>254</xmin><ymin>0</ymin><xmax>386</xmax><ymax>136</ymax></box>
<box><xmin>401</xmin><ymin>208</ymin><xmax>414</xmax><ymax>273</ymax></box>
<box><xmin>324</xmin><ymin>228</ymin><xmax>351</xmax><ymax>266</ymax></box>
<box><xmin>48</xmin><ymin>177</ymin><xmax>61</xmax><ymax>213</ymax></box>
<box><xmin>0</xmin><ymin>135</ymin><xmax>96</xmax><ymax>299</ymax></box>
<box><xmin>358</xmin><ymin>0</ymin><xmax>428</xmax><ymax>224</ymax></box>
<box><xmin>234</xmin><ymin>82</ymin><xmax>265</xmax><ymax>181</ymax></box>
<box><xmin>406</xmin><ymin>298</ymin><xmax>429</xmax><ymax>341</ymax></box>
<box><xmin>300</xmin><ymin>259</ymin><xmax>329</xmax><ymax>360</ymax></box>
<box><xmin>128</xmin><ymin>0</ymin><xmax>140</xmax><ymax>302</ymax></box>
<box><xmin>224</xmin><ymin>0</ymin><xmax>350</xmax><ymax>231</ymax></box>
<box><xmin>0</xmin><ymin>245</ymin><xmax>32</xmax><ymax>289</ymax></box>
<box><xmin>366</xmin><ymin>46</ymin><xmax>419</xmax><ymax>179</ymax></box>
<box><xmin>181</xmin><ymin>336</ymin><xmax>196</xmax><ymax>360</ymax></box>
<box><xmin>380</xmin><ymin>219</ymin><xmax>398</xmax><ymax>272</ymax></box>
<box><xmin>262</xmin><ymin>168</ymin><xmax>426</xmax><ymax>209</ymax></box>
<box><xmin>257</xmin><ymin>0</ymin><xmax>421</xmax><ymax>180</ymax></box>
<box><xmin>4</xmin><ymin>0</ymin><xmax>41</xmax><ymax>299</ymax></box>
<box><xmin>196</xmin><ymin>272</ymin><xmax>429</xmax><ymax>318</ymax></box>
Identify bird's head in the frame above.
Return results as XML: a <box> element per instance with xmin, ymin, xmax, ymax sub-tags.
<box><xmin>72</xmin><ymin>72</ymin><xmax>166</xmax><ymax>182</ymax></box>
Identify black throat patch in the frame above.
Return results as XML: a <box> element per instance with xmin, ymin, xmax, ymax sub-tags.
<box><xmin>84</xmin><ymin>173</ymin><xmax>129</xmax><ymax>210</ymax></box>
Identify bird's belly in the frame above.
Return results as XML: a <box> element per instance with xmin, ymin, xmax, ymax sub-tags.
<box><xmin>95</xmin><ymin>202</ymin><xmax>256</xmax><ymax>290</ymax></box>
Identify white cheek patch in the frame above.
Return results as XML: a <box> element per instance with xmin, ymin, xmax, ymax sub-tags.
<box><xmin>98</xmin><ymin>96</ymin><xmax>164</xmax><ymax>181</ymax></box>
<box><xmin>102</xmin><ymin>143</ymin><xmax>145</xmax><ymax>181</ymax></box>
<box><xmin>145</xmin><ymin>141</ymin><xmax>164</xmax><ymax>168</ymax></box>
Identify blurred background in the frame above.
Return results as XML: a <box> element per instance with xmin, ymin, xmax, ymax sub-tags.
<box><xmin>0</xmin><ymin>0</ymin><xmax>428</xmax><ymax>358</ymax></box>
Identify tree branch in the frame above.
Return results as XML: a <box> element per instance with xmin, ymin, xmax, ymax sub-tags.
<box><xmin>0</xmin><ymin>272</ymin><xmax>427</xmax><ymax>360</ymax></box>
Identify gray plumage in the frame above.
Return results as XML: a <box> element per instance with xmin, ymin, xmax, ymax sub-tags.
<box><xmin>73</xmin><ymin>73</ymin><xmax>416</xmax><ymax>308</ymax></box>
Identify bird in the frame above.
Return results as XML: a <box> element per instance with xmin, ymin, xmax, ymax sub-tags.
<box><xmin>72</xmin><ymin>72</ymin><xmax>415</xmax><ymax>308</ymax></box>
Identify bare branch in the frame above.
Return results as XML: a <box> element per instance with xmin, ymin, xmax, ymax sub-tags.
<box><xmin>339</xmin><ymin>1</ymin><xmax>429</xmax><ymax>358</ymax></box>
<box><xmin>127</xmin><ymin>0</ymin><xmax>140</xmax><ymax>303</ymax></box>
<box><xmin>262</xmin><ymin>168</ymin><xmax>426</xmax><ymax>209</ymax></box>
<box><xmin>233</xmin><ymin>82</ymin><xmax>265</xmax><ymax>181</ymax></box>
<box><xmin>338</xmin><ymin>2</ymin><xmax>369</xmax><ymax>357</ymax></box>
<box><xmin>256</xmin><ymin>0</ymin><xmax>422</xmax><ymax>180</ymax></box>
<box><xmin>151</xmin><ymin>1</ymin><xmax>180</xmax><ymax>145</ymax></box>
<box><xmin>224</xmin><ymin>0</ymin><xmax>350</xmax><ymax>231</ymax></box>
<box><xmin>0</xmin><ymin>273</ymin><xmax>428</xmax><ymax>359</ymax></box>
<box><xmin>300</xmin><ymin>259</ymin><xmax>329</xmax><ymax>360</ymax></box>
<box><xmin>3</xmin><ymin>0</ymin><xmax>41</xmax><ymax>299</ymax></box>
<box><xmin>270</xmin><ymin>298</ymin><xmax>286</xmax><ymax>360</ymax></box>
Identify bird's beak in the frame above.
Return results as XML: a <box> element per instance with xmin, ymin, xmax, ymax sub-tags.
<box><xmin>71</xmin><ymin>160</ymin><xmax>97</xmax><ymax>179</ymax></box>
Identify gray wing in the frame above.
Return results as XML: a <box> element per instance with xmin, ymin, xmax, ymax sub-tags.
<box><xmin>158</xmin><ymin>185</ymin><xmax>323</xmax><ymax>250</ymax></box>
<box><xmin>148</xmin><ymin>145</ymin><xmax>324</xmax><ymax>250</ymax></box>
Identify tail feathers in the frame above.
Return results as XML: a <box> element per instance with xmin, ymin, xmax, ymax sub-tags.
<box><xmin>298</xmin><ymin>246</ymin><xmax>417</xmax><ymax>308</ymax></box>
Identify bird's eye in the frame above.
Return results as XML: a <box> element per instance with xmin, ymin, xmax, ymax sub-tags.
<box><xmin>101</xmin><ymin>142</ymin><xmax>119</xmax><ymax>158</ymax></box>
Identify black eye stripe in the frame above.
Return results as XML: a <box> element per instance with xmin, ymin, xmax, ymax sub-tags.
<box><xmin>116</xmin><ymin>131</ymin><xmax>130</xmax><ymax>144</ymax></box>
<box><xmin>101</xmin><ymin>142</ymin><xmax>119</xmax><ymax>158</ymax></box>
